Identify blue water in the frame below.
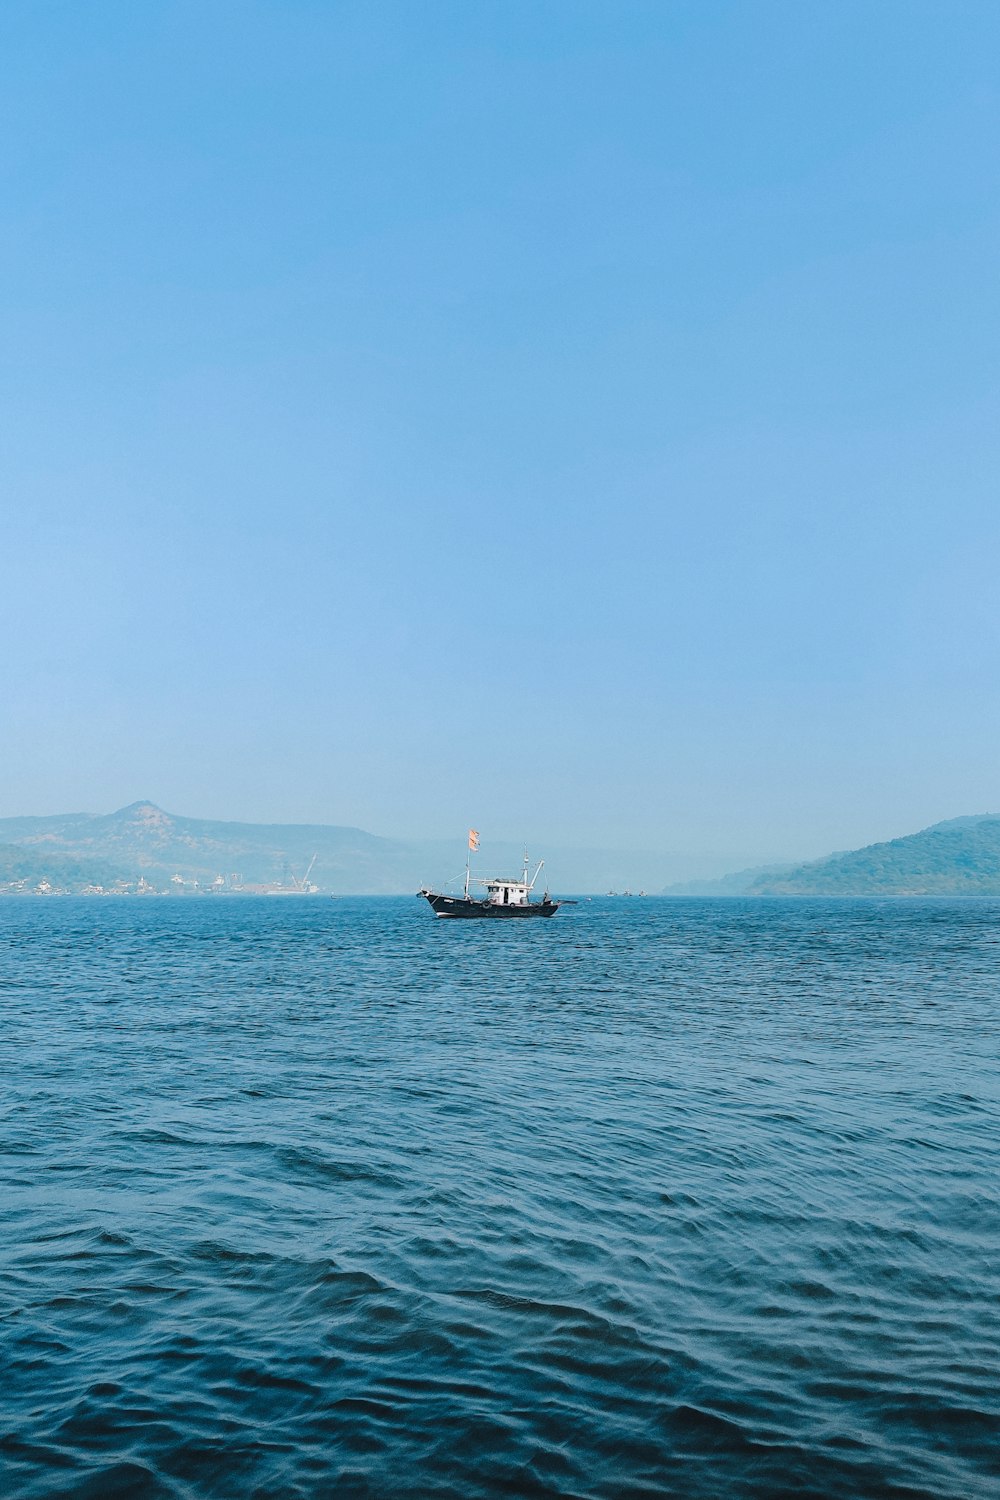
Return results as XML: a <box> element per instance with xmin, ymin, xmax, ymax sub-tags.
<box><xmin>1</xmin><ymin>897</ymin><xmax>998</xmax><ymax>1499</ymax></box>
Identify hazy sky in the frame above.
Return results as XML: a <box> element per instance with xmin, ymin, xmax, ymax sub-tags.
<box><xmin>3</xmin><ymin>1</ymin><xmax>998</xmax><ymax>861</ymax></box>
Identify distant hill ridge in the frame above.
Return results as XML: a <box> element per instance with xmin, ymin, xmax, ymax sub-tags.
<box><xmin>7</xmin><ymin>802</ymin><xmax>999</xmax><ymax>898</ymax></box>
<box><xmin>0</xmin><ymin>801</ymin><xmax>415</xmax><ymax>895</ymax></box>
<box><xmin>665</xmin><ymin>814</ymin><xmax>1000</xmax><ymax>897</ymax></box>
<box><xmin>0</xmin><ymin>800</ymin><xmax>700</xmax><ymax>896</ymax></box>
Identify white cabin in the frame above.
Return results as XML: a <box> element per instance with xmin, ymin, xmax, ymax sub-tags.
<box><xmin>485</xmin><ymin>878</ymin><xmax>531</xmax><ymax>907</ymax></box>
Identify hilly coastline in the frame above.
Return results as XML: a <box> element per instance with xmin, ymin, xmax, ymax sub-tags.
<box><xmin>665</xmin><ymin>815</ymin><xmax>1000</xmax><ymax>898</ymax></box>
<box><xmin>0</xmin><ymin>802</ymin><xmax>430</xmax><ymax>896</ymax></box>
<box><xmin>7</xmin><ymin>804</ymin><xmax>1000</xmax><ymax>898</ymax></box>
<box><xmin>0</xmin><ymin>801</ymin><xmax>725</xmax><ymax>896</ymax></box>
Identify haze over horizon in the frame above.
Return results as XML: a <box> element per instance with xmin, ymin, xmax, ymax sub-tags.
<box><xmin>4</xmin><ymin>2</ymin><xmax>998</xmax><ymax>861</ymax></box>
<box><xmin>7</xmin><ymin>796</ymin><xmax>1000</xmax><ymax>897</ymax></box>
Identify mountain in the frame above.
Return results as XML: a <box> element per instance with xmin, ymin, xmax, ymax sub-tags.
<box><xmin>9</xmin><ymin>803</ymin><xmax>1000</xmax><ymax>899</ymax></box>
<box><xmin>664</xmin><ymin>815</ymin><xmax>1000</xmax><ymax>897</ymax></box>
<box><xmin>0</xmin><ymin>801</ymin><xmax>732</xmax><ymax>895</ymax></box>
<box><xmin>750</xmin><ymin>815</ymin><xmax>1000</xmax><ymax>896</ymax></box>
<box><xmin>0</xmin><ymin>802</ymin><xmax>423</xmax><ymax>894</ymax></box>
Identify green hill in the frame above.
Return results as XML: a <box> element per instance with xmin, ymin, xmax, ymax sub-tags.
<box><xmin>749</xmin><ymin>815</ymin><xmax>1000</xmax><ymax>896</ymax></box>
<box><xmin>0</xmin><ymin>843</ymin><xmax>125</xmax><ymax>892</ymax></box>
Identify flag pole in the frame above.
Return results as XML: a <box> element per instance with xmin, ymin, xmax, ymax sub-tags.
<box><xmin>465</xmin><ymin>829</ymin><xmax>479</xmax><ymax>899</ymax></box>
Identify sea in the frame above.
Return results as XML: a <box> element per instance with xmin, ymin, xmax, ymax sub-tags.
<box><xmin>1</xmin><ymin>896</ymin><xmax>998</xmax><ymax>1499</ymax></box>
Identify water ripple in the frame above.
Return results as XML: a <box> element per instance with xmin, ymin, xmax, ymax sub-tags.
<box><xmin>1</xmin><ymin>896</ymin><xmax>998</xmax><ymax>1497</ymax></box>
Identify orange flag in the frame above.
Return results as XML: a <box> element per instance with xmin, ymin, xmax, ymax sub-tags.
<box><xmin>468</xmin><ymin>829</ymin><xmax>480</xmax><ymax>851</ymax></box>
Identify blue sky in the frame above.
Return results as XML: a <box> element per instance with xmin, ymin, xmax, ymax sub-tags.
<box><xmin>2</xmin><ymin>1</ymin><xmax>999</xmax><ymax>863</ymax></box>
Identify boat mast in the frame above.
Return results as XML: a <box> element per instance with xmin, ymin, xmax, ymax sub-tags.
<box><xmin>465</xmin><ymin>828</ymin><xmax>479</xmax><ymax>899</ymax></box>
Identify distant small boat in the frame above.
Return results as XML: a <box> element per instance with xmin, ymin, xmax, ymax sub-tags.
<box><xmin>419</xmin><ymin>831</ymin><xmax>562</xmax><ymax>919</ymax></box>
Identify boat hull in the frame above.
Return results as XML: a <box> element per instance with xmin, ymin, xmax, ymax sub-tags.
<box><xmin>420</xmin><ymin>891</ymin><xmax>560</xmax><ymax>918</ymax></box>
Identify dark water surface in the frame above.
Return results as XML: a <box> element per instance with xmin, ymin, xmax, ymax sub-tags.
<box><xmin>1</xmin><ymin>897</ymin><xmax>998</xmax><ymax>1499</ymax></box>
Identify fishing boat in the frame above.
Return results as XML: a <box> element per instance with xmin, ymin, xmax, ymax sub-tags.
<box><xmin>419</xmin><ymin>830</ymin><xmax>562</xmax><ymax>919</ymax></box>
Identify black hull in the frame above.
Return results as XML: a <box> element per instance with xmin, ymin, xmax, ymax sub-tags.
<box><xmin>420</xmin><ymin>891</ymin><xmax>560</xmax><ymax>919</ymax></box>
